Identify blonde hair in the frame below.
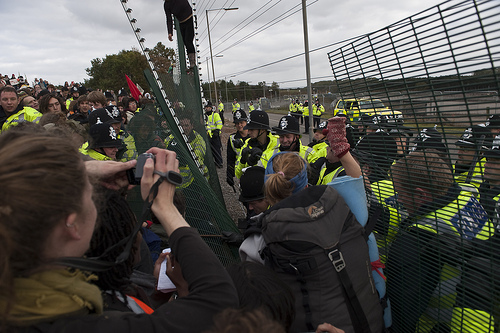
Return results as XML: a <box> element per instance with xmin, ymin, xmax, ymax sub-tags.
<box><xmin>265</xmin><ymin>153</ymin><xmax>306</xmax><ymax>206</ymax></box>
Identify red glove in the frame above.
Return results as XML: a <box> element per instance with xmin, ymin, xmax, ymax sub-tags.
<box><xmin>325</xmin><ymin>116</ymin><xmax>350</xmax><ymax>158</ymax></box>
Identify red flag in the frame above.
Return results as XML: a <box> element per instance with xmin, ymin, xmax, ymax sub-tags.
<box><xmin>125</xmin><ymin>74</ymin><xmax>142</xmax><ymax>101</ymax></box>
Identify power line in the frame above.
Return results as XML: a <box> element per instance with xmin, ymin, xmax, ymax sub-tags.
<box><xmin>199</xmin><ymin>1</ymin><xmax>316</xmax><ymax>59</ymax></box>
<box><xmin>221</xmin><ymin>36</ymin><xmax>359</xmax><ymax>78</ymax></box>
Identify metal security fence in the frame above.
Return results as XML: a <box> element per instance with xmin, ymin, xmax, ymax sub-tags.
<box><xmin>328</xmin><ymin>0</ymin><xmax>500</xmax><ymax>331</ymax></box>
<box><xmin>121</xmin><ymin>1</ymin><xmax>240</xmax><ymax>266</ymax></box>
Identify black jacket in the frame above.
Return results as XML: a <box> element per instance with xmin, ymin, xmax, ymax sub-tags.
<box><xmin>164</xmin><ymin>0</ymin><xmax>193</xmax><ymax>35</ymax></box>
<box><xmin>18</xmin><ymin>227</ymin><xmax>239</xmax><ymax>333</ymax></box>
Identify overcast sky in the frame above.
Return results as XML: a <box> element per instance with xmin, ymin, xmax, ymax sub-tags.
<box><xmin>0</xmin><ymin>0</ymin><xmax>442</xmax><ymax>89</ymax></box>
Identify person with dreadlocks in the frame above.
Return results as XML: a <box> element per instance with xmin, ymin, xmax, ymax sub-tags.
<box><xmin>86</xmin><ymin>188</ymin><xmax>155</xmax><ymax>313</ymax></box>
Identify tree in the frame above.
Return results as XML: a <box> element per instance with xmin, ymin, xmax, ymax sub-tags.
<box><xmin>149</xmin><ymin>42</ymin><xmax>176</xmax><ymax>74</ymax></box>
<box><xmin>85</xmin><ymin>43</ymin><xmax>175</xmax><ymax>92</ymax></box>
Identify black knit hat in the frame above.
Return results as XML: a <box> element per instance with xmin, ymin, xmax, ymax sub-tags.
<box><xmin>272</xmin><ymin>115</ymin><xmax>300</xmax><ymax>135</ymax></box>
<box><xmin>239</xmin><ymin>166</ymin><xmax>266</xmax><ymax>202</ymax></box>
<box><xmin>244</xmin><ymin>110</ymin><xmax>270</xmax><ymax>130</ymax></box>
<box><xmin>89</xmin><ymin>123</ymin><xmax>123</xmax><ymax>149</ymax></box>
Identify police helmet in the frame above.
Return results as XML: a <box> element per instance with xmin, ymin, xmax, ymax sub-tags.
<box><xmin>486</xmin><ymin>114</ymin><xmax>500</xmax><ymax>129</ymax></box>
<box><xmin>484</xmin><ymin>134</ymin><xmax>500</xmax><ymax>159</ymax></box>
<box><xmin>89</xmin><ymin>107</ymin><xmax>121</xmax><ymax>127</ymax></box>
<box><xmin>272</xmin><ymin>115</ymin><xmax>300</xmax><ymax>136</ymax></box>
<box><xmin>244</xmin><ymin>110</ymin><xmax>270</xmax><ymax>130</ymax></box>
<box><xmin>239</xmin><ymin>166</ymin><xmax>265</xmax><ymax>202</ymax></box>
<box><xmin>233</xmin><ymin>109</ymin><xmax>248</xmax><ymax>124</ymax></box>
<box><xmin>455</xmin><ymin>124</ymin><xmax>490</xmax><ymax>149</ymax></box>
<box><xmin>89</xmin><ymin>123</ymin><xmax>123</xmax><ymax>149</ymax></box>
<box><xmin>353</xmin><ymin>132</ymin><xmax>398</xmax><ymax>167</ymax></box>
<box><xmin>314</xmin><ymin>120</ymin><xmax>328</xmax><ymax>132</ymax></box>
<box><xmin>410</xmin><ymin>127</ymin><xmax>447</xmax><ymax>154</ymax></box>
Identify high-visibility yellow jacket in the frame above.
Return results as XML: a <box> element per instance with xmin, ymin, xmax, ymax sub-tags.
<box><xmin>235</xmin><ymin>132</ymin><xmax>279</xmax><ymax>179</ymax></box>
<box><xmin>1</xmin><ymin>106</ymin><xmax>42</xmax><ymax>133</ymax></box>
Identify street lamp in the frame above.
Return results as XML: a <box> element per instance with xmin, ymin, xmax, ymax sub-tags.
<box><xmin>206</xmin><ymin>7</ymin><xmax>238</xmax><ymax>104</ymax></box>
<box><xmin>205</xmin><ymin>55</ymin><xmax>223</xmax><ymax>102</ymax></box>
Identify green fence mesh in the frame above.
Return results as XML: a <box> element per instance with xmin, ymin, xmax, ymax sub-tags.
<box><xmin>121</xmin><ymin>5</ymin><xmax>240</xmax><ymax>266</ymax></box>
<box><xmin>328</xmin><ymin>0</ymin><xmax>500</xmax><ymax>331</ymax></box>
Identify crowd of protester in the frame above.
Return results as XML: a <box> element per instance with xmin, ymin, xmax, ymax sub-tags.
<box><xmin>1</xmin><ymin>69</ymin><xmax>500</xmax><ymax>332</ymax></box>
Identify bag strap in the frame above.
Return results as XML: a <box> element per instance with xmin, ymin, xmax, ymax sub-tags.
<box><xmin>364</xmin><ymin>204</ymin><xmax>383</xmax><ymax>241</ymax></box>
<box><xmin>326</xmin><ymin>245</ymin><xmax>372</xmax><ymax>333</ymax></box>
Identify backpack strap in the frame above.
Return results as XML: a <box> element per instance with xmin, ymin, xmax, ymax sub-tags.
<box><xmin>326</xmin><ymin>246</ymin><xmax>372</xmax><ymax>333</ymax></box>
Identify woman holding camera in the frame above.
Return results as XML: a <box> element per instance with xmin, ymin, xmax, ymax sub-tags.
<box><xmin>0</xmin><ymin>129</ymin><xmax>238</xmax><ymax>332</ymax></box>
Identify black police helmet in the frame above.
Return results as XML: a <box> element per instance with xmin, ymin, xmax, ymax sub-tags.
<box><xmin>314</xmin><ymin>120</ymin><xmax>328</xmax><ymax>132</ymax></box>
<box><xmin>484</xmin><ymin>134</ymin><xmax>500</xmax><ymax>159</ymax></box>
<box><xmin>89</xmin><ymin>123</ymin><xmax>123</xmax><ymax>149</ymax></box>
<box><xmin>244</xmin><ymin>110</ymin><xmax>270</xmax><ymax>130</ymax></box>
<box><xmin>272</xmin><ymin>115</ymin><xmax>300</xmax><ymax>135</ymax></box>
<box><xmin>410</xmin><ymin>127</ymin><xmax>447</xmax><ymax>154</ymax></box>
<box><xmin>89</xmin><ymin>107</ymin><xmax>121</xmax><ymax>127</ymax></box>
<box><xmin>233</xmin><ymin>109</ymin><xmax>248</xmax><ymax>124</ymax></box>
<box><xmin>239</xmin><ymin>166</ymin><xmax>266</xmax><ymax>202</ymax></box>
<box><xmin>455</xmin><ymin>124</ymin><xmax>490</xmax><ymax>149</ymax></box>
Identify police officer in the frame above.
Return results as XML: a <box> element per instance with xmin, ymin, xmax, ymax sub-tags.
<box><xmin>205</xmin><ymin>101</ymin><xmax>223</xmax><ymax>168</ymax></box>
<box><xmin>271</xmin><ymin>115</ymin><xmax>319</xmax><ymax>164</ymax></box>
<box><xmin>232</xmin><ymin>99</ymin><xmax>240</xmax><ymax>113</ymax></box>
<box><xmin>387</xmin><ymin>150</ymin><xmax>495</xmax><ymax>332</ymax></box>
<box><xmin>479</xmin><ymin>133</ymin><xmax>500</xmax><ymax>225</ymax></box>
<box><xmin>386</xmin><ymin>122</ymin><xmax>413</xmax><ymax>160</ymax></box>
<box><xmin>0</xmin><ymin>86</ymin><xmax>42</xmax><ymax>133</ymax></box>
<box><xmin>66</xmin><ymin>86</ymin><xmax>80</xmax><ymax>109</ymax></box>
<box><xmin>308</xmin><ymin>119</ymin><xmax>329</xmax><ymax>157</ymax></box>
<box><xmin>235</xmin><ymin>110</ymin><xmax>279</xmax><ymax>179</ymax></box>
<box><xmin>248</xmin><ymin>101</ymin><xmax>255</xmax><ymax>112</ymax></box>
<box><xmin>302</xmin><ymin>101</ymin><xmax>310</xmax><ymax>134</ymax></box>
<box><xmin>312</xmin><ymin>99</ymin><xmax>325</xmax><ymax>128</ymax></box>
<box><xmin>453</xmin><ymin>124</ymin><xmax>490</xmax><ymax>186</ymax></box>
<box><xmin>218</xmin><ymin>99</ymin><xmax>225</xmax><ymax>125</ymax></box>
<box><xmin>83</xmin><ymin>123</ymin><xmax>124</xmax><ymax>161</ymax></box>
<box><xmin>227</xmin><ymin>109</ymin><xmax>250</xmax><ymax>187</ymax></box>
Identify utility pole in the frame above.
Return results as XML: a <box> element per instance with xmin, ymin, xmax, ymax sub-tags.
<box><xmin>302</xmin><ymin>0</ymin><xmax>313</xmax><ymax>142</ymax></box>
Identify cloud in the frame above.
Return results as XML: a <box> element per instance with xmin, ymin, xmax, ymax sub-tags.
<box><xmin>0</xmin><ymin>0</ymin><xmax>442</xmax><ymax>88</ymax></box>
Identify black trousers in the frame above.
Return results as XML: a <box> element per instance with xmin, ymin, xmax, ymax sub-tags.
<box><xmin>179</xmin><ymin>17</ymin><xmax>195</xmax><ymax>54</ymax></box>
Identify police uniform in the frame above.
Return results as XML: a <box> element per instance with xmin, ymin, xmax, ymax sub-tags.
<box><xmin>248</xmin><ymin>102</ymin><xmax>255</xmax><ymax>112</ymax></box>
<box><xmin>302</xmin><ymin>101</ymin><xmax>310</xmax><ymax>134</ymax></box>
<box><xmin>271</xmin><ymin>115</ymin><xmax>320</xmax><ymax>164</ymax></box>
<box><xmin>165</xmin><ymin>130</ymin><xmax>208</xmax><ymax>188</ymax></box>
<box><xmin>227</xmin><ymin>110</ymin><xmax>250</xmax><ymax>186</ymax></box>
<box><xmin>232</xmin><ymin>100</ymin><xmax>241</xmax><ymax>113</ymax></box>
<box><xmin>453</xmin><ymin>125</ymin><xmax>490</xmax><ymax>187</ymax></box>
<box><xmin>312</xmin><ymin>100</ymin><xmax>325</xmax><ymax>128</ymax></box>
<box><xmin>0</xmin><ymin>104</ymin><xmax>42</xmax><ymax>133</ymax></box>
<box><xmin>81</xmin><ymin>123</ymin><xmax>124</xmax><ymax>161</ymax></box>
<box><xmin>218</xmin><ymin>100</ymin><xmax>225</xmax><ymax>125</ymax></box>
<box><xmin>387</xmin><ymin>181</ymin><xmax>496</xmax><ymax>332</ymax></box>
<box><xmin>205</xmin><ymin>101</ymin><xmax>223</xmax><ymax>167</ymax></box>
<box><xmin>235</xmin><ymin>110</ymin><xmax>279</xmax><ymax>179</ymax></box>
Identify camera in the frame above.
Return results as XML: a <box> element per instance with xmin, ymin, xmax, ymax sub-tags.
<box><xmin>126</xmin><ymin>153</ymin><xmax>155</xmax><ymax>185</ymax></box>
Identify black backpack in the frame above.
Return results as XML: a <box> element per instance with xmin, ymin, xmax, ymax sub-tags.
<box><xmin>261</xmin><ymin>185</ymin><xmax>384</xmax><ymax>333</ymax></box>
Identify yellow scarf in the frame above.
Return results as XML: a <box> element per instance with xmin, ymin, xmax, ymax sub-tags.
<box><xmin>2</xmin><ymin>268</ymin><xmax>103</xmax><ymax>326</ymax></box>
